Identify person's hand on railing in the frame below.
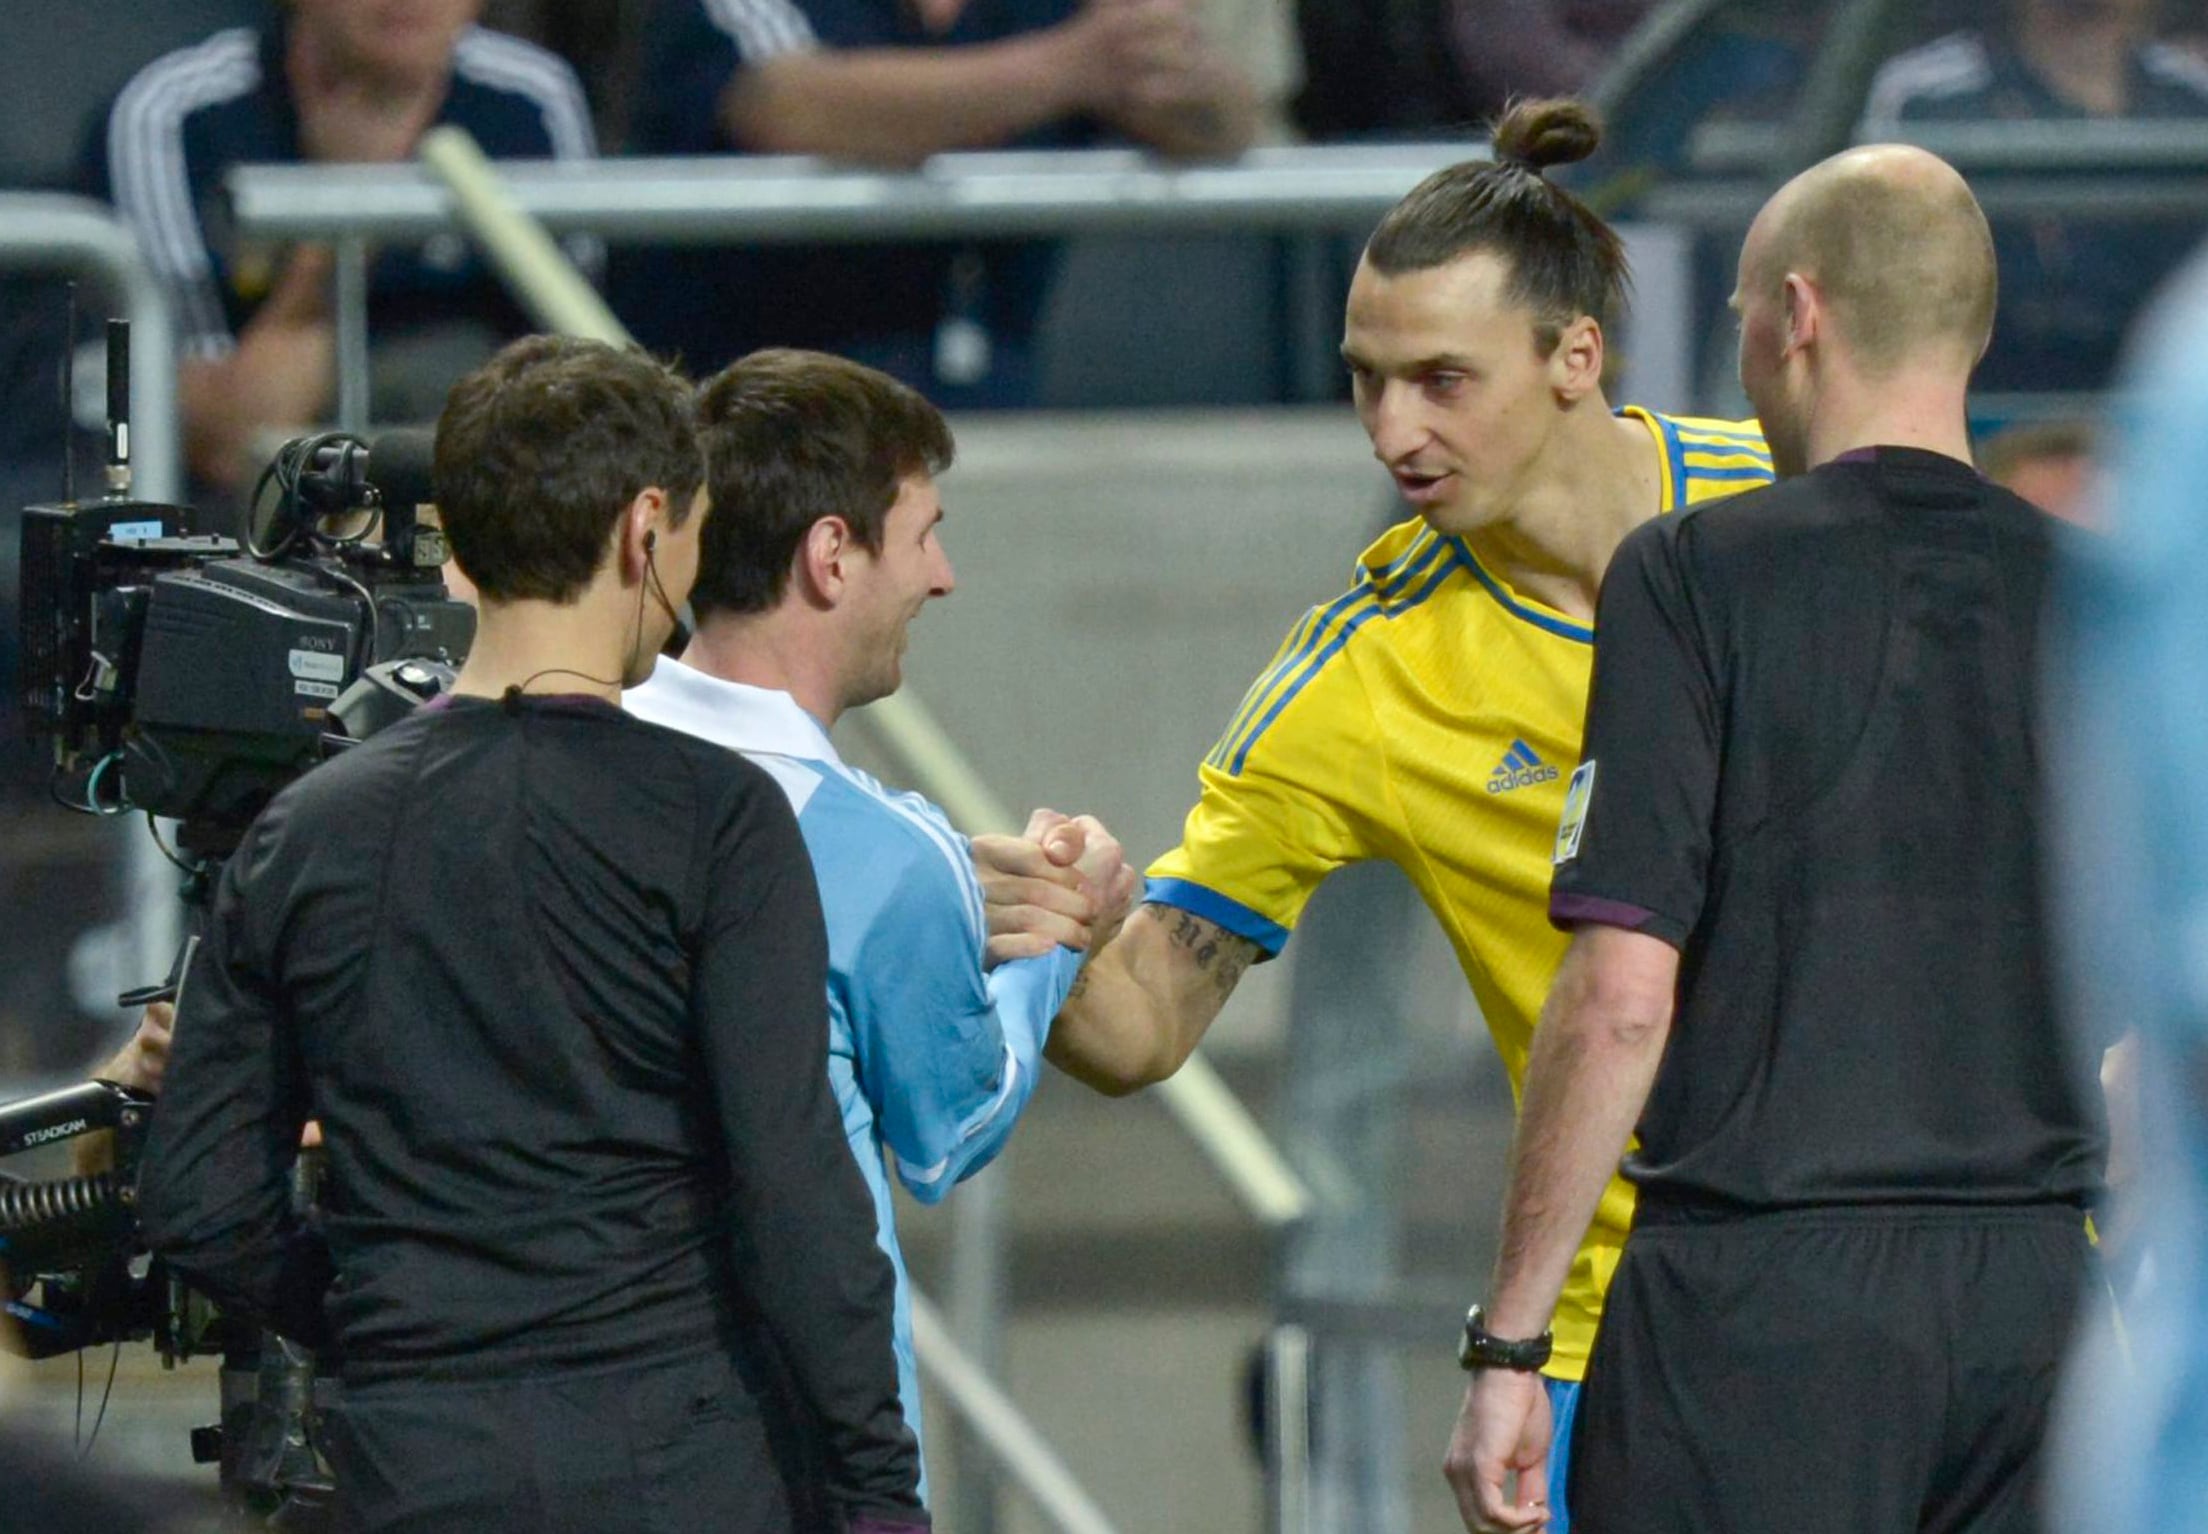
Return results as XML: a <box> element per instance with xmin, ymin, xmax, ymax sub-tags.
<box><xmin>1055</xmin><ymin>0</ymin><xmax>1204</xmax><ymax>117</ymax></box>
<box><xmin>1082</xmin><ymin>0</ymin><xmax>1258</xmax><ymax>158</ymax></box>
<box><xmin>972</xmin><ymin>809</ymin><xmax>1140</xmax><ymax>966</ymax></box>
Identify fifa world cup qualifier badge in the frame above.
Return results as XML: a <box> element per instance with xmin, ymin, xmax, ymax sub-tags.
<box><xmin>1553</xmin><ymin>760</ymin><xmax>1596</xmax><ymax>865</ymax></box>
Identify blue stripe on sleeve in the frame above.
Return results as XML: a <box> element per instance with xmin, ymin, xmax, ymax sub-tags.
<box><xmin>1144</xmin><ymin>878</ymin><xmax>1292</xmax><ymax>955</ymax></box>
<box><xmin>1227</xmin><ymin>543</ymin><xmax>1463</xmax><ymax>774</ymax></box>
<box><xmin>1212</xmin><ymin>533</ymin><xmax>1447</xmax><ymax>772</ymax></box>
<box><xmin>1657</xmin><ymin>414</ymin><xmax>1690</xmax><ymax>511</ymax></box>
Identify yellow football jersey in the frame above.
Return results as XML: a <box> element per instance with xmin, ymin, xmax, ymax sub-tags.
<box><xmin>1148</xmin><ymin>408</ymin><xmax>1772</xmax><ymax>1380</ymax></box>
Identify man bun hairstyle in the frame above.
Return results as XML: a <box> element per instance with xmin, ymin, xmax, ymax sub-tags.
<box><xmin>689</xmin><ymin>349</ymin><xmax>955</xmax><ymax>621</ymax></box>
<box><xmin>434</xmin><ymin>335</ymin><xmax>702</xmax><ymax>605</ymax></box>
<box><xmin>1365</xmin><ymin>96</ymin><xmax>1628</xmax><ymax>355</ymax></box>
<box><xmin>1492</xmin><ymin>96</ymin><xmax>1604</xmax><ymax>173</ymax></box>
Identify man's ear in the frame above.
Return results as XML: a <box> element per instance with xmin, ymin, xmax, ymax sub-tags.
<box><xmin>1781</xmin><ymin>272</ymin><xmax>1819</xmax><ymax>359</ymax></box>
<box><xmin>621</xmin><ymin>487</ymin><xmax>668</xmax><ymax>584</ymax></box>
<box><xmin>1550</xmin><ymin>314</ymin><xmax>1606</xmax><ymax>403</ymax></box>
<box><xmin>796</xmin><ymin>515</ymin><xmax>856</xmax><ymax>606</ymax></box>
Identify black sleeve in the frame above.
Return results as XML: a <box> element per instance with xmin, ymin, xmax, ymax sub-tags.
<box><xmin>692</xmin><ymin>776</ymin><xmax>929</xmax><ymax>1529</ymax></box>
<box><xmin>135</xmin><ymin>813</ymin><xmax>331</xmax><ymax>1347</ymax></box>
<box><xmin>1549</xmin><ymin>519</ymin><xmax>1723</xmax><ymax>949</ymax></box>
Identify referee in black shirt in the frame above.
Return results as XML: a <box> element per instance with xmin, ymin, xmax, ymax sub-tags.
<box><xmin>137</xmin><ymin>337</ymin><xmax>927</xmax><ymax>1534</ymax></box>
<box><xmin>1444</xmin><ymin>148</ymin><xmax>2107</xmax><ymax>1534</ymax></box>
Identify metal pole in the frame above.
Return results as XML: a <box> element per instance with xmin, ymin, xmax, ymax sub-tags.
<box><xmin>912</xmin><ymin>1291</ymin><xmax>1121</xmax><ymax>1534</ymax></box>
<box><xmin>947</xmin><ymin>1170</ymin><xmax>1007</xmax><ymax>1534</ymax></box>
<box><xmin>1265</xmin><ymin>1324</ymin><xmax>1313</xmax><ymax>1534</ymax></box>
<box><xmin>333</xmin><ymin>234</ymin><xmax>370</xmax><ymax>433</ymax></box>
<box><xmin>1774</xmin><ymin>0</ymin><xmax>1914</xmax><ymax>176</ymax></box>
<box><xmin>415</xmin><ymin>127</ymin><xmax>626</xmax><ymax>341</ymax></box>
<box><xmin>0</xmin><ymin>195</ymin><xmax>180</xmax><ymax>502</ymax></box>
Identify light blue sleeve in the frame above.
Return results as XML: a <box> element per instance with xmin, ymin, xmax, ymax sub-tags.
<box><xmin>844</xmin><ymin>842</ymin><xmax>1082</xmax><ymax>1204</ymax></box>
<box><xmin>2074</xmin><ymin>265</ymin><xmax>2208</xmax><ymax>1054</ymax></box>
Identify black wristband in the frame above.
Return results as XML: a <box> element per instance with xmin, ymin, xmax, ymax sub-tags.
<box><xmin>1457</xmin><ymin>1304</ymin><xmax>1553</xmax><ymax>1372</ymax></box>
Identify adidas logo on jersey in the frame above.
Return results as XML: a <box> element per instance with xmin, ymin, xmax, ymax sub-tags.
<box><xmin>1486</xmin><ymin>739</ymin><xmax>1560</xmax><ymax>794</ymax></box>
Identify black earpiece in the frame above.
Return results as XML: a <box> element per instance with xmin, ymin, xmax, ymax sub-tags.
<box><xmin>644</xmin><ymin>530</ymin><xmax>658</xmax><ymax>553</ymax></box>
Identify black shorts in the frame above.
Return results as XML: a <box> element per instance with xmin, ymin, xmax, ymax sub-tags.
<box><xmin>1569</xmin><ymin>1202</ymin><xmax>2092</xmax><ymax>1534</ymax></box>
<box><xmin>325</xmin><ymin>1348</ymin><xmax>823</xmax><ymax>1534</ymax></box>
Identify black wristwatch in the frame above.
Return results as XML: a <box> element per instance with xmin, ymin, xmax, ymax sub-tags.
<box><xmin>1457</xmin><ymin>1305</ymin><xmax>1553</xmax><ymax>1372</ymax></box>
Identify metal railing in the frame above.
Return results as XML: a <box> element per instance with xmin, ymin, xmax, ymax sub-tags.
<box><xmin>230</xmin><ymin>140</ymin><xmax>1490</xmax><ymax>435</ymax></box>
<box><xmin>0</xmin><ymin>194</ymin><xmax>185</xmax><ymax>1023</ymax></box>
<box><xmin>0</xmin><ymin>195</ymin><xmax>180</xmax><ymax>502</ymax></box>
<box><xmin>231</xmin><ymin>141</ymin><xmax>1489</xmax><ymax>243</ymax></box>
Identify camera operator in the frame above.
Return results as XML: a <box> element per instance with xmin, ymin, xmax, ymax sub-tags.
<box><xmin>133</xmin><ymin>335</ymin><xmax>928</xmax><ymax>1533</ymax></box>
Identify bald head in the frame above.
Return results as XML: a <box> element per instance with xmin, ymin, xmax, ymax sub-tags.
<box><xmin>1744</xmin><ymin>145</ymin><xmax>1996</xmax><ymax>377</ymax></box>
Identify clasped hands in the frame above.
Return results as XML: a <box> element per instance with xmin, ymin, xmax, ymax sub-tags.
<box><xmin>971</xmin><ymin>809</ymin><xmax>1141</xmax><ymax>968</ymax></box>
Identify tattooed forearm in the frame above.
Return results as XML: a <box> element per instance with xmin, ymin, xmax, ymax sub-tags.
<box><xmin>1047</xmin><ymin>904</ymin><xmax>1257</xmax><ymax>1092</ymax></box>
<box><xmin>1165</xmin><ymin>910</ymin><xmax>1257</xmax><ymax>1003</ymax></box>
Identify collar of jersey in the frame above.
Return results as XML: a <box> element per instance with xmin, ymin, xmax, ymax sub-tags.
<box><xmin>1618</xmin><ymin>403</ymin><xmax>1683</xmax><ymax>514</ymax></box>
<box><xmin>1450</xmin><ymin>539</ymin><xmax>1596</xmax><ymax>644</ymax></box>
<box><xmin>626</xmin><ymin>657</ymin><xmax>841</xmax><ymax>763</ymax></box>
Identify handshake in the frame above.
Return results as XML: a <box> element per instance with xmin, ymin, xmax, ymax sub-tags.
<box><xmin>974</xmin><ymin>809</ymin><xmax>1143</xmax><ymax>968</ymax></box>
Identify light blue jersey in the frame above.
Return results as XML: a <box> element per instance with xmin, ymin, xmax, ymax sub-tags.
<box><xmin>627</xmin><ymin>659</ymin><xmax>1080</xmax><ymax>1496</ymax></box>
<box><xmin>2050</xmin><ymin>253</ymin><xmax>2208</xmax><ymax>1534</ymax></box>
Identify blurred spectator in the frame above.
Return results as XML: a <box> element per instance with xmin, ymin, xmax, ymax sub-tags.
<box><xmin>1198</xmin><ymin>0</ymin><xmax>1303</xmax><ymax>141</ymax></box>
<box><xmin>83</xmin><ymin>0</ymin><xmax>598</xmax><ymax>501</ymax></box>
<box><xmin>1980</xmin><ymin>417</ymin><xmax>2102</xmax><ymax>524</ymax></box>
<box><xmin>1443</xmin><ymin>0</ymin><xmax>1655</xmax><ymax>122</ymax></box>
<box><xmin>1862</xmin><ymin>0</ymin><xmax>2208</xmax><ymax>393</ymax></box>
<box><xmin>620</xmin><ymin>0</ymin><xmax>1258</xmax><ymax>407</ymax></box>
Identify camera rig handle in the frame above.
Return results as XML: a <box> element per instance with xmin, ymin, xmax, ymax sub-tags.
<box><xmin>0</xmin><ymin>1080</ymin><xmax>158</xmax><ymax>1359</ymax></box>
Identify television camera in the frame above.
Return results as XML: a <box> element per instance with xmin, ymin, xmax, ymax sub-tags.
<box><xmin>5</xmin><ymin>317</ymin><xmax>476</xmax><ymax>1519</ymax></box>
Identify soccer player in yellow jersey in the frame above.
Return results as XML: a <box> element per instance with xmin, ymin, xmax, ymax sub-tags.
<box><xmin>977</xmin><ymin>98</ymin><xmax>1770</xmax><ymax>1529</ymax></box>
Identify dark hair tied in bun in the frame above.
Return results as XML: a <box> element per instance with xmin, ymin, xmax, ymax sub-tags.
<box><xmin>1490</xmin><ymin>97</ymin><xmax>1603</xmax><ymax>174</ymax></box>
<box><xmin>1364</xmin><ymin>95</ymin><xmax>1629</xmax><ymax>356</ymax></box>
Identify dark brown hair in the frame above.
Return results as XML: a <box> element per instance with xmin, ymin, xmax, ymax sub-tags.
<box><xmin>1364</xmin><ymin>98</ymin><xmax>1630</xmax><ymax>354</ymax></box>
<box><xmin>688</xmin><ymin>349</ymin><xmax>954</xmax><ymax>621</ymax></box>
<box><xmin>433</xmin><ymin>335</ymin><xmax>702</xmax><ymax>604</ymax></box>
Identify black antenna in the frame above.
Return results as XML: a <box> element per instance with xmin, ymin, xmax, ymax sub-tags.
<box><xmin>104</xmin><ymin>318</ymin><xmax>131</xmax><ymax>498</ymax></box>
<box><xmin>59</xmin><ymin>283</ymin><xmax>77</xmax><ymax>506</ymax></box>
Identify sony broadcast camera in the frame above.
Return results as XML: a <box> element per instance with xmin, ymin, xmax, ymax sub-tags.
<box><xmin>19</xmin><ymin>321</ymin><xmax>476</xmax><ymax>857</ymax></box>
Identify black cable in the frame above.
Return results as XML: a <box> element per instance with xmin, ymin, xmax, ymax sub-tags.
<box><xmin>78</xmin><ymin>1342</ymin><xmax>121</xmax><ymax>1460</ymax></box>
<box><xmin>49</xmin><ymin>762</ymin><xmax>96</xmax><ymax>815</ymax></box>
<box><xmin>249</xmin><ymin>431</ymin><xmax>368</xmax><ymax>563</ymax></box>
<box><xmin>491</xmin><ymin>541</ymin><xmax>658</xmax><ymax>704</ymax></box>
<box><xmin>506</xmin><ymin>667</ymin><xmax>623</xmax><ymax>698</ymax></box>
<box><xmin>320</xmin><ymin>562</ymin><xmax>383</xmax><ymax>679</ymax></box>
<box><xmin>244</xmin><ymin>446</ymin><xmax>304</xmax><ymax>563</ymax></box>
<box><xmin>147</xmin><ymin>813</ymin><xmax>193</xmax><ymax>873</ymax></box>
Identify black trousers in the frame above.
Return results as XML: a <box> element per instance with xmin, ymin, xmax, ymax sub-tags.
<box><xmin>326</xmin><ymin>1347</ymin><xmax>823</xmax><ymax>1534</ymax></box>
<box><xmin>1570</xmin><ymin>1203</ymin><xmax>2092</xmax><ymax>1534</ymax></box>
